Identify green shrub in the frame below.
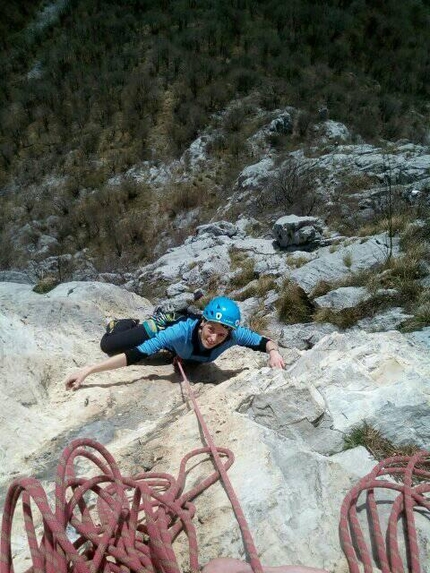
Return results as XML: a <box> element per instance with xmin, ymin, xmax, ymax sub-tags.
<box><xmin>342</xmin><ymin>251</ymin><xmax>353</xmax><ymax>269</ymax></box>
<box><xmin>33</xmin><ymin>277</ymin><xmax>59</xmax><ymax>294</ymax></box>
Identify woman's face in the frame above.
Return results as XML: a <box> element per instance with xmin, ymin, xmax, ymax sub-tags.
<box><xmin>199</xmin><ymin>321</ymin><xmax>230</xmax><ymax>349</ymax></box>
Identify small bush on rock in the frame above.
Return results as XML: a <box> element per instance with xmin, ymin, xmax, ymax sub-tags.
<box><xmin>343</xmin><ymin>422</ymin><xmax>419</xmax><ymax>461</ymax></box>
<box><xmin>277</xmin><ymin>279</ymin><xmax>313</xmax><ymax>324</ymax></box>
<box><xmin>401</xmin><ymin>289</ymin><xmax>430</xmax><ymax>331</ymax></box>
<box><xmin>33</xmin><ymin>277</ymin><xmax>59</xmax><ymax>294</ymax></box>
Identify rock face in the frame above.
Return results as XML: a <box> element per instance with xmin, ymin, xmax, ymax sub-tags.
<box><xmin>0</xmin><ymin>281</ymin><xmax>152</xmax><ymax>478</ymax></box>
<box><xmin>290</xmin><ymin>234</ymin><xmax>398</xmax><ymax>294</ymax></box>
<box><xmin>279</xmin><ymin>323</ymin><xmax>339</xmax><ymax>350</ymax></box>
<box><xmin>1</xmin><ymin>281</ymin><xmax>429</xmax><ymax>572</ymax></box>
<box><xmin>273</xmin><ymin>215</ymin><xmax>325</xmax><ymax>249</ymax></box>
<box><xmin>314</xmin><ymin>286</ymin><xmax>370</xmax><ymax>309</ymax></box>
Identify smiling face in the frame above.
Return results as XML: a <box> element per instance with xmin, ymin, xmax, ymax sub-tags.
<box><xmin>199</xmin><ymin>320</ymin><xmax>231</xmax><ymax>349</ymax></box>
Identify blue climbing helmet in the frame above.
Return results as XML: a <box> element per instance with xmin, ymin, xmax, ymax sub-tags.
<box><xmin>202</xmin><ymin>296</ymin><xmax>241</xmax><ymax>329</ymax></box>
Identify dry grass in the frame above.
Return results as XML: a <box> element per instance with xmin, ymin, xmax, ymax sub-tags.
<box><xmin>343</xmin><ymin>251</ymin><xmax>353</xmax><ymax>268</ymax></box>
<box><xmin>357</xmin><ymin>214</ymin><xmax>412</xmax><ymax>237</ymax></box>
<box><xmin>234</xmin><ymin>275</ymin><xmax>277</xmax><ymax>302</ymax></box>
<box><xmin>383</xmin><ymin>248</ymin><xmax>428</xmax><ymax>299</ymax></box>
<box><xmin>246</xmin><ymin>313</ymin><xmax>269</xmax><ymax>335</ymax></box>
<box><xmin>343</xmin><ymin>422</ymin><xmax>420</xmax><ymax>461</ymax></box>
<box><xmin>401</xmin><ymin>288</ymin><xmax>430</xmax><ymax>331</ymax></box>
<box><xmin>229</xmin><ymin>251</ymin><xmax>256</xmax><ymax>289</ymax></box>
<box><xmin>33</xmin><ymin>276</ymin><xmax>59</xmax><ymax>294</ymax></box>
<box><xmin>286</xmin><ymin>254</ymin><xmax>310</xmax><ymax>269</ymax></box>
<box><xmin>194</xmin><ymin>274</ymin><xmax>223</xmax><ymax>310</ymax></box>
<box><xmin>313</xmin><ymin>289</ymin><xmax>400</xmax><ymax>329</ymax></box>
<box><xmin>400</xmin><ymin>219</ymin><xmax>430</xmax><ymax>253</ymax></box>
<box><xmin>311</xmin><ymin>280</ymin><xmax>335</xmax><ymax>298</ymax></box>
<box><xmin>254</xmin><ymin>275</ymin><xmax>277</xmax><ymax>296</ymax></box>
<box><xmin>276</xmin><ymin>279</ymin><xmax>313</xmax><ymax>324</ymax></box>
<box><xmin>313</xmin><ymin>307</ymin><xmax>359</xmax><ymax>329</ymax></box>
<box><xmin>340</xmin><ymin>173</ymin><xmax>376</xmax><ymax>194</ymax></box>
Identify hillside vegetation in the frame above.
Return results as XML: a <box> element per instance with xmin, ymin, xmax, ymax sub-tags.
<box><xmin>1</xmin><ymin>0</ymin><xmax>429</xmax><ymax>272</ymax></box>
<box><xmin>2</xmin><ymin>0</ymin><xmax>430</xmax><ymax>180</ymax></box>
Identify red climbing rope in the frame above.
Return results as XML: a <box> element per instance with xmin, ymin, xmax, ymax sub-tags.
<box><xmin>0</xmin><ymin>437</ymin><xmax>236</xmax><ymax>573</ymax></box>
<box><xmin>0</xmin><ymin>360</ymin><xmax>264</xmax><ymax>573</ymax></box>
<box><xmin>174</xmin><ymin>359</ymin><xmax>264</xmax><ymax>573</ymax></box>
<box><xmin>339</xmin><ymin>450</ymin><xmax>430</xmax><ymax>573</ymax></box>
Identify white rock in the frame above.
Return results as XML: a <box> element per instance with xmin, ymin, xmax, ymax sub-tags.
<box><xmin>1</xmin><ymin>284</ymin><xmax>429</xmax><ymax>571</ymax></box>
<box><xmin>314</xmin><ymin>286</ymin><xmax>370</xmax><ymax>310</ymax></box>
<box><xmin>291</xmin><ymin>234</ymin><xmax>398</xmax><ymax>293</ymax></box>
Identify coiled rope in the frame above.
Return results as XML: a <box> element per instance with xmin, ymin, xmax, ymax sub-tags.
<box><xmin>339</xmin><ymin>450</ymin><xmax>430</xmax><ymax>573</ymax></box>
<box><xmin>1</xmin><ymin>438</ymin><xmax>236</xmax><ymax>573</ymax></box>
<box><xmin>0</xmin><ymin>360</ymin><xmax>263</xmax><ymax>573</ymax></box>
<box><xmin>3</xmin><ymin>361</ymin><xmax>428</xmax><ymax>573</ymax></box>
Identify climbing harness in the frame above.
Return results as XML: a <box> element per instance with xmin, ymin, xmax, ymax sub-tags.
<box><xmin>339</xmin><ymin>451</ymin><xmax>430</xmax><ymax>573</ymax></box>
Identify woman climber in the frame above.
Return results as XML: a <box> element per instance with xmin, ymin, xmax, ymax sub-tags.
<box><xmin>65</xmin><ymin>296</ymin><xmax>285</xmax><ymax>391</ymax></box>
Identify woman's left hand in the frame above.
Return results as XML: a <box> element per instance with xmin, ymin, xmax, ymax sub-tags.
<box><xmin>268</xmin><ymin>350</ymin><xmax>285</xmax><ymax>369</ymax></box>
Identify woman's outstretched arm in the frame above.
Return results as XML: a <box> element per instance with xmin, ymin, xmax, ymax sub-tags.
<box><xmin>65</xmin><ymin>353</ymin><xmax>127</xmax><ymax>391</ymax></box>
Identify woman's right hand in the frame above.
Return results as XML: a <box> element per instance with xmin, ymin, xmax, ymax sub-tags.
<box><xmin>65</xmin><ymin>367</ymin><xmax>91</xmax><ymax>391</ymax></box>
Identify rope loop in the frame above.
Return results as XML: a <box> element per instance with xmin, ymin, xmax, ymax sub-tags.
<box><xmin>339</xmin><ymin>451</ymin><xmax>430</xmax><ymax>573</ymax></box>
<box><xmin>1</xmin><ymin>438</ymin><xmax>234</xmax><ymax>573</ymax></box>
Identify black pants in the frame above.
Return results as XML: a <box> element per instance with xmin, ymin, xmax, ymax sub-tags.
<box><xmin>100</xmin><ymin>320</ymin><xmax>150</xmax><ymax>356</ymax></box>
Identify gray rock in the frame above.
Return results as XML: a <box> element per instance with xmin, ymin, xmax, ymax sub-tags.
<box><xmin>356</xmin><ymin>307</ymin><xmax>413</xmax><ymax>332</ymax></box>
<box><xmin>246</xmin><ymin>382</ymin><xmax>325</xmax><ymax>430</ymax></box>
<box><xmin>245</xmin><ymin>382</ymin><xmax>344</xmax><ymax>455</ymax></box>
<box><xmin>31</xmin><ymin>234</ymin><xmax>59</xmax><ymax>261</ymax></box>
<box><xmin>2</xmin><ymin>284</ymin><xmax>430</xmax><ymax>572</ymax></box>
<box><xmin>196</xmin><ymin>221</ymin><xmax>238</xmax><ymax>238</ymax></box>
<box><xmin>291</xmin><ymin>234</ymin><xmax>398</xmax><ymax>294</ymax></box>
<box><xmin>166</xmin><ymin>282</ymin><xmax>188</xmax><ymax>297</ymax></box>
<box><xmin>97</xmin><ymin>273</ymin><xmax>130</xmax><ymax>286</ymax></box>
<box><xmin>312</xmin><ymin>120</ymin><xmax>350</xmax><ymax>144</ymax></box>
<box><xmin>314</xmin><ymin>286</ymin><xmax>370</xmax><ymax>310</ymax></box>
<box><xmin>268</xmin><ymin>112</ymin><xmax>293</xmax><ymax>135</ymax></box>
<box><xmin>200</xmin><ymin>257</ymin><xmax>231</xmax><ymax>283</ymax></box>
<box><xmin>173</xmin><ymin>208</ymin><xmax>200</xmax><ymax>230</ymax></box>
<box><xmin>273</xmin><ymin>215</ymin><xmax>324</xmax><ymax>249</ymax></box>
<box><xmin>405</xmin><ymin>327</ymin><xmax>430</xmax><ymax>350</ymax></box>
<box><xmin>279</xmin><ymin>323</ymin><xmax>339</xmax><ymax>350</ymax></box>
<box><xmin>289</xmin><ymin>330</ymin><xmax>430</xmax><ymax>448</ymax></box>
<box><xmin>44</xmin><ymin>215</ymin><xmax>62</xmax><ymax>233</ymax></box>
<box><xmin>156</xmin><ymin>293</ymin><xmax>196</xmax><ymax>311</ymax></box>
<box><xmin>0</xmin><ymin>271</ymin><xmax>34</xmax><ymax>284</ymax></box>
<box><xmin>236</xmin><ymin>157</ymin><xmax>274</xmax><ymax>191</ymax></box>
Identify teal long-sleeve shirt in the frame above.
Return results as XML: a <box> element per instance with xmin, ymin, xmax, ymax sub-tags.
<box><xmin>125</xmin><ymin>318</ymin><xmax>269</xmax><ymax>365</ymax></box>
